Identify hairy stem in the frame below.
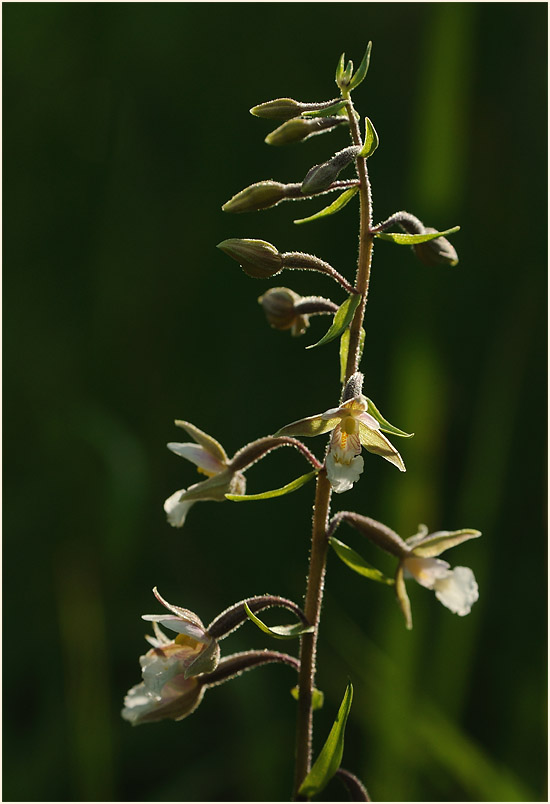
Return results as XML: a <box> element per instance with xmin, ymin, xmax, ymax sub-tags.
<box><xmin>293</xmin><ymin>470</ymin><xmax>332</xmax><ymax>798</ymax></box>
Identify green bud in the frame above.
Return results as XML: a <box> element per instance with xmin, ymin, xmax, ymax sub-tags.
<box><xmin>265</xmin><ymin>116</ymin><xmax>347</xmax><ymax>147</ymax></box>
<box><xmin>250</xmin><ymin>97</ymin><xmax>341</xmax><ymax>121</ymax></box>
<box><xmin>301</xmin><ymin>146</ymin><xmax>360</xmax><ymax>194</ymax></box>
<box><xmin>413</xmin><ymin>228</ymin><xmax>459</xmax><ymax>266</ymax></box>
<box><xmin>258</xmin><ymin>287</ymin><xmax>309</xmax><ymax>336</ymax></box>
<box><xmin>217</xmin><ymin>238</ymin><xmax>283</xmax><ymax>279</ymax></box>
<box><xmin>222</xmin><ymin>181</ymin><xmax>288</xmax><ymax>213</ymax></box>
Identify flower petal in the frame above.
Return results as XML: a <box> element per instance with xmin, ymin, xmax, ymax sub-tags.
<box><xmin>434</xmin><ymin>566</ymin><xmax>479</xmax><ymax>616</ymax></box>
<box><xmin>164</xmin><ymin>489</ymin><xmax>195</xmax><ymax>527</ymax></box>
<box><xmin>174</xmin><ymin>420</ymin><xmax>228</xmax><ymax>465</ymax></box>
<box><xmin>149</xmin><ymin>587</ymin><xmax>206</xmax><ymax>628</ymax></box>
<box><xmin>141</xmin><ymin>614</ymin><xmax>209</xmax><ymax>642</ymax></box>
<box><xmin>326</xmin><ymin>452</ymin><xmax>364</xmax><ymax>493</ymax></box>
<box><xmin>357</xmin><ymin>422</ymin><xmax>405</xmax><ymax>471</ymax></box>
<box><xmin>403</xmin><ymin>556</ymin><xmax>450</xmax><ymax>588</ymax></box>
<box><xmin>167</xmin><ymin>442</ymin><xmax>225</xmax><ymax>474</ymax></box>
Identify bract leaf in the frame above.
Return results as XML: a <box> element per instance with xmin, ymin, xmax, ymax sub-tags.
<box><xmin>291</xmin><ymin>685</ymin><xmax>324</xmax><ymax>710</ymax></box>
<box><xmin>375</xmin><ymin>226</ymin><xmax>460</xmax><ymax>245</ymax></box>
<box><xmin>339</xmin><ymin>327</ymin><xmax>365</xmax><ymax>383</ymax></box>
<box><xmin>348</xmin><ymin>42</ymin><xmax>372</xmax><ymax>91</ymax></box>
<box><xmin>395</xmin><ymin>564</ymin><xmax>412</xmax><ymax>630</ymax></box>
<box><xmin>298</xmin><ymin>682</ymin><xmax>354</xmax><ymax>798</ymax></box>
<box><xmin>306</xmin><ymin>293</ymin><xmax>361</xmax><ymax>350</ymax></box>
<box><xmin>244</xmin><ymin>602</ymin><xmax>314</xmax><ymax>640</ymax></box>
<box><xmin>358</xmin><ymin>117</ymin><xmax>379</xmax><ymax>158</ymax></box>
<box><xmin>365</xmin><ymin>398</ymin><xmax>413</xmax><ymax>438</ymax></box>
<box><xmin>335</xmin><ymin>53</ymin><xmax>346</xmax><ymax>86</ymax></box>
<box><xmin>329</xmin><ymin>537</ymin><xmax>395</xmax><ymax>585</ymax></box>
<box><xmin>409</xmin><ymin>528</ymin><xmax>481</xmax><ymax>558</ymax></box>
<box><xmin>302</xmin><ymin>100</ymin><xmax>348</xmax><ymax>118</ymax></box>
<box><xmin>294</xmin><ymin>187</ymin><xmax>358</xmax><ymax>225</ymax></box>
<box><xmin>225</xmin><ymin>470</ymin><xmax>317</xmax><ymax>501</ymax></box>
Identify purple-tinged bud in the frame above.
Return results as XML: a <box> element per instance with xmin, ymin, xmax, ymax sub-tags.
<box><xmin>250</xmin><ymin>97</ymin><xmax>341</xmax><ymax>121</ymax></box>
<box><xmin>342</xmin><ymin>371</ymin><xmax>364</xmax><ymax>402</ymax></box>
<box><xmin>413</xmin><ymin>228</ymin><xmax>459</xmax><ymax>266</ymax></box>
<box><xmin>258</xmin><ymin>287</ymin><xmax>309</xmax><ymax>336</ymax></box>
<box><xmin>265</xmin><ymin>116</ymin><xmax>347</xmax><ymax>146</ymax></box>
<box><xmin>301</xmin><ymin>146</ymin><xmax>360</xmax><ymax>194</ymax></box>
<box><xmin>217</xmin><ymin>238</ymin><xmax>283</xmax><ymax>279</ymax></box>
<box><xmin>222</xmin><ymin>181</ymin><xmax>289</xmax><ymax>213</ymax></box>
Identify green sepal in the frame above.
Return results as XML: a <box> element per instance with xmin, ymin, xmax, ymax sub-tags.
<box><xmin>329</xmin><ymin>537</ymin><xmax>395</xmax><ymax>585</ymax></box>
<box><xmin>358</xmin><ymin>117</ymin><xmax>379</xmax><ymax>158</ymax></box>
<box><xmin>244</xmin><ymin>602</ymin><xmax>314</xmax><ymax>640</ymax></box>
<box><xmin>302</xmin><ymin>100</ymin><xmax>348</xmax><ymax>118</ymax></box>
<box><xmin>375</xmin><ymin>226</ymin><xmax>460</xmax><ymax>245</ymax></box>
<box><xmin>342</xmin><ymin>59</ymin><xmax>354</xmax><ymax>85</ymax></box>
<box><xmin>365</xmin><ymin>398</ymin><xmax>413</xmax><ymax>438</ymax></box>
<box><xmin>306</xmin><ymin>293</ymin><xmax>361</xmax><ymax>350</ymax></box>
<box><xmin>291</xmin><ymin>686</ymin><xmax>324</xmax><ymax>711</ymax></box>
<box><xmin>348</xmin><ymin>42</ymin><xmax>372</xmax><ymax>91</ymax></box>
<box><xmin>407</xmin><ymin>528</ymin><xmax>481</xmax><ymax>558</ymax></box>
<box><xmin>225</xmin><ymin>470</ymin><xmax>317</xmax><ymax>501</ymax></box>
<box><xmin>298</xmin><ymin>682</ymin><xmax>354</xmax><ymax>798</ymax></box>
<box><xmin>339</xmin><ymin>327</ymin><xmax>365</xmax><ymax>383</ymax></box>
<box><xmin>294</xmin><ymin>187</ymin><xmax>359</xmax><ymax>226</ymax></box>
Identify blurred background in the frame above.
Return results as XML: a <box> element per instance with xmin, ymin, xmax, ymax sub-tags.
<box><xmin>3</xmin><ymin>3</ymin><xmax>547</xmax><ymax>801</ymax></box>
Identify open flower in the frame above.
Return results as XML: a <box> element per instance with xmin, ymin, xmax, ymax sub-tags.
<box><xmin>165</xmin><ymin>420</ymin><xmax>246</xmax><ymax>527</ymax></box>
<box><xmin>275</xmin><ymin>394</ymin><xmax>405</xmax><ymax>493</ymax></box>
<box><xmin>395</xmin><ymin>526</ymin><xmax>481</xmax><ymax>628</ymax></box>
<box><xmin>122</xmin><ymin>589</ymin><xmax>219</xmax><ymax>726</ymax></box>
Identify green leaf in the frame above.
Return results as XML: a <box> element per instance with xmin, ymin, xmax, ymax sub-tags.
<box><xmin>302</xmin><ymin>100</ymin><xmax>348</xmax><ymax>118</ymax></box>
<box><xmin>348</xmin><ymin>42</ymin><xmax>372</xmax><ymax>91</ymax></box>
<box><xmin>291</xmin><ymin>686</ymin><xmax>324</xmax><ymax>710</ymax></box>
<box><xmin>375</xmin><ymin>226</ymin><xmax>460</xmax><ymax>245</ymax></box>
<box><xmin>365</xmin><ymin>398</ymin><xmax>413</xmax><ymax>438</ymax></box>
<box><xmin>225</xmin><ymin>471</ymin><xmax>317</xmax><ymax>501</ymax></box>
<box><xmin>339</xmin><ymin>327</ymin><xmax>365</xmax><ymax>383</ymax></box>
<box><xmin>298</xmin><ymin>683</ymin><xmax>354</xmax><ymax>798</ymax></box>
<box><xmin>294</xmin><ymin>187</ymin><xmax>358</xmax><ymax>225</ymax></box>
<box><xmin>335</xmin><ymin>53</ymin><xmax>346</xmax><ymax>85</ymax></box>
<box><xmin>358</xmin><ymin>117</ymin><xmax>379</xmax><ymax>158</ymax></box>
<box><xmin>329</xmin><ymin>537</ymin><xmax>395</xmax><ymax>585</ymax></box>
<box><xmin>306</xmin><ymin>293</ymin><xmax>361</xmax><ymax>350</ymax></box>
<box><xmin>244</xmin><ymin>602</ymin><xmax>314</xmax><ymax>640</ymax></box>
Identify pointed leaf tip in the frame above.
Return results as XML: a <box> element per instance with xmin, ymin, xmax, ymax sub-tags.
<box><xmin>306</xmin><ymin>293</ymin><xmax>361</xmax><ymax>350</ymax></box>
<box><xmin>244</xmin><ymin>602</ymin><xmax>314</xmax><ymax>640</ymax></box>
<box><xmin>225</xmin><ymin>470</ymin><xmax>317</xmax><ymax>501</ymax></box>
<box><xmin>294</xmin><ymin>187</ymin><xmax>358</xmax><ymax>225</ymax></box>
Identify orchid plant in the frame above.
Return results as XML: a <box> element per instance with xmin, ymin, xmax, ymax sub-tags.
<box><xmin>123</xmin><ymin>44</ymin><xmax>480</xmax><ymax>801</ymax></box>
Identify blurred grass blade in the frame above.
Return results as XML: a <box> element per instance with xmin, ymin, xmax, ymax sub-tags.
<box><xmin>294</xmin><ymin>187</ymin><xmax>358</xmax><ymax>225</ymax></box>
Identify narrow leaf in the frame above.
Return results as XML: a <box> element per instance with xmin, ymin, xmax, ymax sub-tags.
<box><xmin>294</xmin><ymin>187</ymin><xmax>358</xmax><ymax>225</ymax></box>
<box><xmin>329</xmin><ymin>537</ymin><xmax>395</xmax><ymax>585</ymax></box>
<box><xmin>299</xmin><ymin>683</ymin><xmax>354</xmax><ymax>798</ymax></box>
<box><xmin>302</xmin><ymin>100</ymin><xmax>348</xmax><ymax>118</ymax></box>
<box><xmin>306</xmin><ymin>293</ymin><xmax>361</xmax><ymax>350</ymax></box>
<box><xmin>244</xmin><ymin>602</ymin><xmax>314</xmax><ymax>640</ymax></box>
<box><xmin>225</xmin><ymin>470</ymin><xmax>317</xmax><ymax>501</ymax></box>
<box><xmin>339</xmin><ymin>327</ymin><xmax>365</xmax><ymax>383</ymax></box>
<box><xmin>375</xmin><ymin>226</ymin><xmax>460</xmax><ymax>245</ymax></box>
<box><xmin>335</xmin><ymin>53</ymin><xmax>346</xmax><ymax>85</ymax></box>
<box><xmin>358</xmin><ymin>117</ymin><xmax>379</xmax><ymax>158</ymax></box>
<box><xmin>365</xmin><ymin>398</ymin><xmax>413</xmax><ymax>438</ymax></box>
<box><xmin>291</xmin><ymin>685</ymin><xmax>325</xmax><ymax>710</ymax></box>
<box><xmin>348</xmin><ymin>42</ymin><xmax>372</xmax><ymax>91</ymax></box>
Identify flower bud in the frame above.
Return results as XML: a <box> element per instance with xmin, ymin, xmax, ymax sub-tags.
<box><xmin>265</xmin><ymin>116</ymin><xmax>347</xmax><ymax>146</ymax></box>
<box><xmin>413</xmin><ymin>228</ymin><xmax>459</xmax><ymax>266</ymax></box>
<box><xmin>250</xmin><ymin>97</ymin><xmax>341</xmax><ymax>121</ymax></box>
<box><xmin>222</xmin><ymin>181</ymin><xmax>289</xmax><ymax>213</ymax></box>
<box><xmin>301</xmin><ymin>146</ymin><xmax>360</xmax><ymax>194</ymax></box>
<box><xmin>217</xmin><ymin>238</ymin><xmax>283</xmax><ymax>279</ymax></box>
<box><xmin>258</xmin><ymin>287</ymin><xmax>309</xmax><ymax>336</ymax></box>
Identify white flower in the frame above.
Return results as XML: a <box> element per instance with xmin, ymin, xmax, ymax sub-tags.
<box><xmin>402</xmin><ymin>555</ymin><xmax>479</xmax><ymax>616</ymax></box>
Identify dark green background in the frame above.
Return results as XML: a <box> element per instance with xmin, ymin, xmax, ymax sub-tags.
<box><xmin>4</xmin><ymin>3</ymin><xmax>547</xmax><ymax>801</ymax></box>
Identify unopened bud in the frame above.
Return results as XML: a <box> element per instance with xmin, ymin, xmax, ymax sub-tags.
<box><xmin>250</xmin><ymin>97</ymin><xmax>341</xmax><ymax>121</ymax></box>
<box><xmin>217</xmin><ymin>238</ymin><xmax>283</xmax><ymax>279</ymax></box>
<box><xmin>301</xmin><ymin>146</ymin><xmax>360</xmax><ymax>194</ymax></box>
<box><xmin>265</xmin><ymin>116</ymin><xmax>347</xmax><ymax>147</ymax></box>
<box><xmin>342</xmin><ymin>371</ymin><xmax>364</xmax><ymax>402</ymax></box>
<box><xmin>413</xmin><ymin>228</ymin><xmax>459</xmax><ymax>266</ymax></box>
<box><xmin>222</xmin><ymin>181</ymin><xmax>289</xmax><ymax>213</ymax></box>
<box><xmin>258</xmin><ymin>287</ymin><xmax>309</xmax><ymax>336</ymax></box>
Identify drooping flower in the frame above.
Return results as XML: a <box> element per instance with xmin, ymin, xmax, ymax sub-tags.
<box><xmin>122</xmin><ymin>588</ymin><xmax>219</xmax><ymax>726</ymax></box>
<box><xmin>395</xmin><ymin>526</ymin><xmax>481</xmax><ymax>628</ymax></box>
<box><xmin>275</xmin><ymin>394</ymin><xmax>405</xmax><ymax>493</ymax></box>
<box><xmin>165</xmin><ymin>420</ymin><xmax>246</xmax><ymax>527</ymax></box>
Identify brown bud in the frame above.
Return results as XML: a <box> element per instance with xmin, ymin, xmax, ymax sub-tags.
<box><xmin>217</xmin><ymin>238</ymin><xmax>283</xmax><ymax>279</ymax></box>
<box><xmin>413</xmin><ymin>228</ymin><xmax>459</xmax><ymax>266</ymax></box>
<box><xmin>222</xmin><ymin>181</ymin><xmax>289</xmax><ymax>213</ymax></box>
<box><xmin>250</xmin><ymin>97</ymin><xmax>341</xmax><ymax>121</ymax></box>
<box><xmin>258</xmin><ymin>287</ymin><xmax>309</xmax><ymax>336</ymax></box>
<box><xmin>265</xmin><ymin>116</ymin><xmax>347</xmax><ymax>146</ymax></box>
